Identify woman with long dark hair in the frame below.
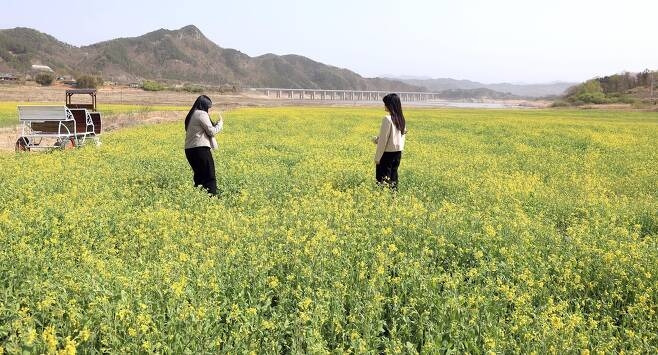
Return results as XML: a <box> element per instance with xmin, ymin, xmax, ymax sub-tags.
<box><xmin>372</xmin><ymin>93</ymin><xmax>406</xmax><ymax>189</ymax></box>
<box><xmin>184</xmin><ymin>95</ymin><xmax>223</xmax><ymax>195</ymax></box>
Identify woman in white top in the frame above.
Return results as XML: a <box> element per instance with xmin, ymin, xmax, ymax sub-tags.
<box><xmin>184</xmin><ymin>95</ymin><xmax>223</xmax><ymax>196</ymax></box>
<box><xmin>372</xmin><ymin>93</ymin><xmax>406</xmax><ymax>189</ymax></box>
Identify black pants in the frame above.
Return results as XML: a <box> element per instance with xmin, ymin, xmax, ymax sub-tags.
<box><xmin>185</xmin><ymin>147</ymin><xmax>217</xmax><ymax>195</ymax></box>
<box><xmin>376</xmin><ymin>151</ymin><xmax>402</xmax><ymax>189</ymax></box>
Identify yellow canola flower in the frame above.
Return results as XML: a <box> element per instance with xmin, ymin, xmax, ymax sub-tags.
<box><xmin>57</xmin><ymin>337</ymin><xmax>77</xmax><ymax>355</ymax></box>
<box><xmin>42</xmin><ymin>325</ymin><xmax>58</xmax><ymax>353</ymax></box>
<box><xmin>0</xmin><ymin>106</ymin><xmax>656</xmax><ymax>353</ymax></box>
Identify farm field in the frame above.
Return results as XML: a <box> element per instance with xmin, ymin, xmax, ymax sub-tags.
<box><xmin>0</xmin><ymin>101</ymin><xmax>189</xmax><ymax>128</ymax></box>
<box><xmin>0</xmin><ymin>107</ymin><xmax>656</xmax><ymax>353</ymax></box>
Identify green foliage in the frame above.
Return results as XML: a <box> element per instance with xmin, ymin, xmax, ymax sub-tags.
<box><xmin>76</xmin><ymin>75</ymin><xmax>103</xmax><ymax>89</ymax></box>
<box><xmin>141</xmin><ymin>81</ymin><xmax>166</xmax><ymax>91</ymax></box>
<box><xmin>0</xmin><ymin>108</ymin><xmax>657</xmax><ymax>353</ymax></box>
<box><xmin>177</xmin><ymin>84</ymin><xmax>203</xmax><ymax>93</ymax></box>
<box><xmin>606</xmin><ymin>92</ymin><xmax>637</xmax><ymax>104</ymax></box>
<box><xmin>34</xmin><ymin>72</ymin><xmax>54</xmax><ymax>86</ymax></box>
<box><xmin>567</xmin><ymin>80</ymin><xmax>608</xmax><ymax>105</ymax></box>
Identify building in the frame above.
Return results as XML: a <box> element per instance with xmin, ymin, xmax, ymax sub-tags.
<box><xmin>57</xmin><ymin>75</ymin><xmax>76</xmax><ymax>85</ymax></box>
<box><xmin>31</xmin><ymin>64</ymin><xmax>53</xmax><ymax>72</ymax></box>
<box><xmin>0</xmin><ymin>73</ymin><xmax>19</xmax><ymax>81</ymax></box>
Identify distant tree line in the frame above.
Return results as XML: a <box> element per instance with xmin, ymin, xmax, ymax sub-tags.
<box><xmin>439</xmin><ymin>88</ymin><xmax>518</xmax><ymax>100</ymax></box>
<box><xmin>559</xmin><ymin>70</ymin><xmax>657</xmax><ymax>106</ymax></box>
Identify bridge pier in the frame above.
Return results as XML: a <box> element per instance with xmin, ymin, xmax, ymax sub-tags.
<box><xmin>254</xmin><ymin>88</ymin><xmax>439</xmax><ymax>102</ymax></box>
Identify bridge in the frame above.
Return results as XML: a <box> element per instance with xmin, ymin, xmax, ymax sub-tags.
<box><xmin>250</xmin><ymin>88</ymin><xmax>441</xmax><ymax>102</ymax></box>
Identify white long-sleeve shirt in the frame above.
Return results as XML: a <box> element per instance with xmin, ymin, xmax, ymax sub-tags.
<box><xmin>373</xmin><ymin>115</ymin><xmax>405</xmax><ymax>163</ymax></box>
<box><xmin>184</xmin><ymin>110</ymin><xmax>223</xmax><ymax>149</ymax></box>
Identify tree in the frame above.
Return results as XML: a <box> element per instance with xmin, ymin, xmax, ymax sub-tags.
<box><xmin>636</xmin><ymin>69</ymin><xmax>651</xmax><ymax>87</ymax></box>
<box><xmin>35</xmin><ymin>72</ymin><xmax>54</xmax><ymax>86</ymax></box>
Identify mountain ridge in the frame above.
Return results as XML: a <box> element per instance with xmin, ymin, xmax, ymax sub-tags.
<box><xmin>391</xmin><ymin>77</ymin><xmax>577</xmax><ymax>98</ymax></box>
<box><xmin>0</xmin><ymin>25</ymin><xmax>422</xmax><ymax>91</ymax></box>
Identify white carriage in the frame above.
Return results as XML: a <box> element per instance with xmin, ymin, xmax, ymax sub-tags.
<box><xmin>15</xmin><ymin>89</ymin><xmax>103</xmax><ymax>151</ymax></box>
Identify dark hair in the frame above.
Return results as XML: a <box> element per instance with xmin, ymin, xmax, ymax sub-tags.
<box><xmin>184</xmin><ymin>95</ymin><xmax>212</xmax><ymax>131</ymax></box>
<box><xmin>383</xmin><ymin>93</ymin><xmax>406</xmax><ymax>134</ymax></box>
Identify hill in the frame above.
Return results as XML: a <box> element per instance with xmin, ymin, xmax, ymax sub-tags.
<box><xmin>560</xmin><ymin>70</ymin><xmax>657</xmax><ymax>106</ymax></box>
<box><xmin>0</xmin><ymin>26</ymin><xmax>422</xmax><ymax>91</ymax></box>
<box><xmin>394</xmin><ymin>77</ymin><xmax>576</xmax><ymax>98</ymax></box>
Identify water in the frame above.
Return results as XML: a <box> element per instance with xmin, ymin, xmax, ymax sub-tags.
<box><xmin>345</xmin><ymin>99</ymin><xmax>533</xmax><ymax>109</ymax></box>
<box><xmin>405</xmin><ymin>100</ymin><xmax>526</xmax><ymax>109</ymax></box>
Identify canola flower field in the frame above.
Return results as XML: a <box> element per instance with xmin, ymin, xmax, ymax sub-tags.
<box><xmin>0</xmin><ymin>107</ymin><xmax>656</xmax><ymax>353</ymax></box>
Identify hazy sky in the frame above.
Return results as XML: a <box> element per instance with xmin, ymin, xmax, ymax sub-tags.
<box><xmin>3</xmin><ymin>0</ymin><xmax>657</xmax><ymax>83</ymax></box>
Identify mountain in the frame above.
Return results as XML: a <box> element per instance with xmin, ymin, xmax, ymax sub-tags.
<box><xmin>396</xmin><ymin>77</ymin><xmax>577</xmax><ymax>98</ymax></box>
<box><xmin>0</xmin><ymin>27</ymin><xmax>78</xmax><ymax>73</ymax></box>
<box><xmin>0</xmin><ymin>26</ymin><xmax>422</xmax><ymax>91</ymax></box>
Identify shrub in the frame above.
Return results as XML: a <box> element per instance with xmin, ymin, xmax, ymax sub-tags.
<box><xmin>76</xmin><ymin>75</ymin><xmax>103</xmax><ymax>89</ymax></box>
<box><xmin>142</xmin><ymin>81</ymin><xmax>166</xmax><ymax>91</ymax></box>
<box><xmin>35</xmin><ymin>72</ymin><xmax>54</xmax><ymax>86</ymax></box>
<box><xmin>574</xmin><ymin>91</ymin><xmax>609</xmax><ymax>104</ymax></box>
<box><xmin>550</xmin><ymin>100</ymin><xmax>570</xmax><ymax>107</ymax></box>
<box><xmin>183</xmin><ymin>84</ymin><xmax>203</xmax><ymax>93</ymax></box>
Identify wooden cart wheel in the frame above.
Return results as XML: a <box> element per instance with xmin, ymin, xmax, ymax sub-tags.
<box><xmin>15</xmin><ymin>137</ymin><xmax>30</xmax><ymax>152</ymax></box>
<box><xmin>56</xmin><ymin>138</ymin><xmax>75</xmax><ymax>150</ymax></box>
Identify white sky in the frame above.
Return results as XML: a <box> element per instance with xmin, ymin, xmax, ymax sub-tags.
<box><xmin>3</xmin><ymin>0</ymin><xmax>657</xmax><ymax>83</ymax></box>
